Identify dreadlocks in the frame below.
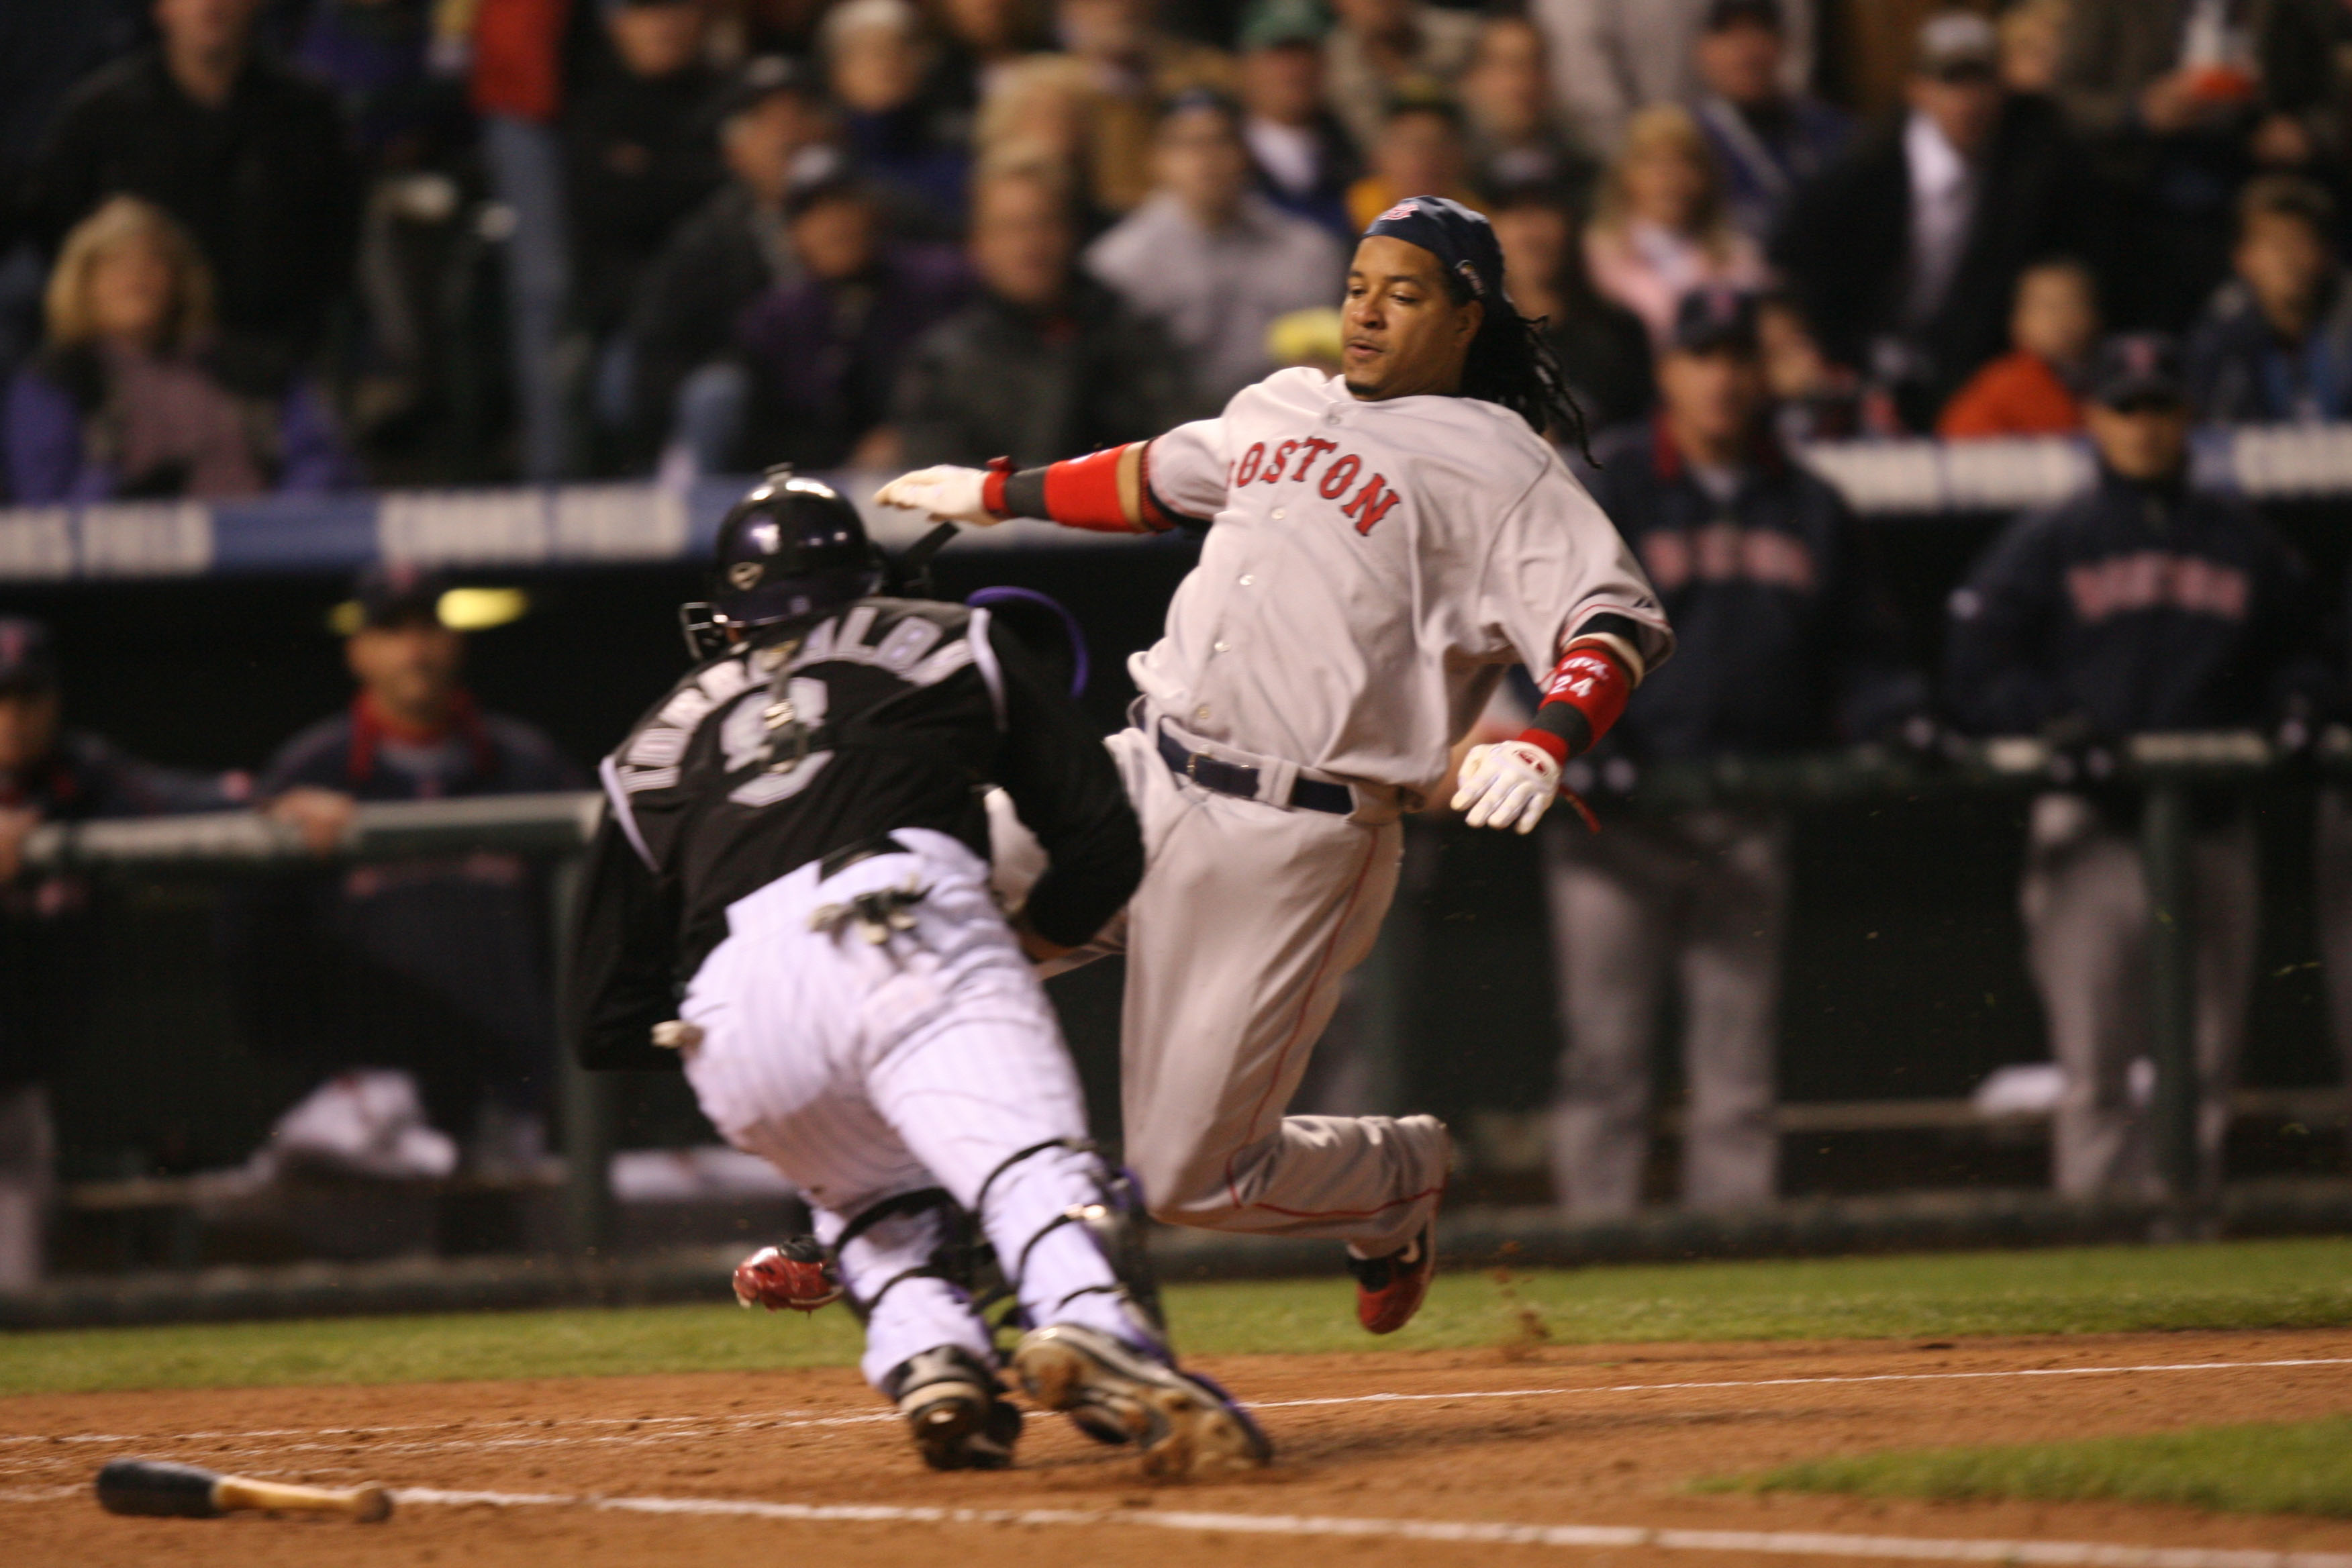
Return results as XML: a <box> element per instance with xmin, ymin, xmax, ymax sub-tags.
<box><xmin>1443</xmin><ymin>271</ymin><xmax>1598</xmax><ymax>467</ymax></box>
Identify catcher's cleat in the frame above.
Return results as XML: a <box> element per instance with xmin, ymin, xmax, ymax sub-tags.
<box><xmin>882</xmin><ymin>1345</ymin><xmax>1024</xmax><ymax>1471</ymax></box>
<box><xmin>732</xmin><ymin>1237</ymin><xmax>842</xmax><ymax>1312</ymax></box>
<box><xmin>1011</xmin><ymin>1323</ymin><xmax>1271</xmax><ymax>1479</ymax></box>
<box><xmin>1348</xmin><ymin>1220</ymin><xmax>1436</xmax><ymax>1335</ymax></box>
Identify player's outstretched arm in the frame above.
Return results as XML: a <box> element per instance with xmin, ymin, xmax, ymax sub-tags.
<box><xmin>1453</xmin><ymin>638</ymin><xmax>1638</xmax><ymax>834</ymax></box>
<box><xmin>878</xmin><ymin>425</ymin><xmax>1226</xmax><ymax>535</ymax></box>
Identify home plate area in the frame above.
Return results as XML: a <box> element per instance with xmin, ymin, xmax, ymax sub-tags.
<box><xmin>9</xmin><ymin>1331</ymin><xmax>2352</xmax><ymax>1568</ymax></box>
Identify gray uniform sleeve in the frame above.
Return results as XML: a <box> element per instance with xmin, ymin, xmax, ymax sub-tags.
<box><xmin>1144</xmin><ymin>415</ymin><xmax>1234</xmax><ymax>522</ymax></box>
<box><xmin>1476</xmin><ymin>463</ymin><xmax>1674</xmax><ymax>679</ymax></box>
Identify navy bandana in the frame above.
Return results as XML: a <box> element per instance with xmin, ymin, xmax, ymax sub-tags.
<box><xmin>1363</xmin><ymin>195</ymin><xmax>1506</xmax><ymax>306</ymax></box>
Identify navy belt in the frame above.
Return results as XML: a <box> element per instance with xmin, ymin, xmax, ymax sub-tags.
<box><xmin>1157</xmin><ymin>727</ymin><xmax>1353</xmax><ymax>815</ymax></box>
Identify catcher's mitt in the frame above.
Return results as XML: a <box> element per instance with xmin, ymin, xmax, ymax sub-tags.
<box><xmin>733</xmin><ymin>1238</ymin><xmax>843</xmax><ymax>1312</ymax></box>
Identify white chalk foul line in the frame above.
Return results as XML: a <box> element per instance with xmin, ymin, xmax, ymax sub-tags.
<box><xmin>6</xmin><ymin>1356</ymin><xmax>2349</xmax><ymax>1465</ymax></box>
<box><xmin>392</xmin><ymin>1486</ymin><xmax>2352</xmax><ymax>1568</ymax></box>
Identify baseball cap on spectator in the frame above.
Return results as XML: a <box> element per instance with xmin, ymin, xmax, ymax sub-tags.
<box><xmin>1914</xmin><ymin>11</ymin><xmax>1999</xmax><ymax>82</ymax></box>
<box><xmin>1239</xmin><ymin>0</ymin><xmax>1330</xmax><ymax>52</ymax></box>
<box><xmin>0</xmin><ymin>620</ymin><xmax>58</xmax><ymax>695</ymax></box>
<box><xmin>706</xmin><ymin>54</ymin><xmax>817</xmax><ymax>128</ymax></box>
<box><xmin>348</xmin><ymin>565</ymin><xmax>454</xmax><ymax>632</ymax></box>
<box><xmin>2088</xmin><ymin>334</ymin><xmax>2186</xmax><ymax>410</ymax></box>
<box><xmin>1669</xmin><ymin>287</ymin><xmax>1761</xmax><ymax>356</ymax></box>
<box><xmin>1702</xmin><ymin>0</ymin><xmax>1783</xmax><ymax>32</ymax></box>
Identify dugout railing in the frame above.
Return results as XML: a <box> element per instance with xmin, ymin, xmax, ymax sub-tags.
<box><xmin>24</xmin><ymin>726</ymin><xmax>2345</xmax><ymax>1256</ymax></box>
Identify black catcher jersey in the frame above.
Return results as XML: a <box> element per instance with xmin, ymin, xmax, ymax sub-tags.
<box><xmin>572</xmin><ymin>597</ymin><xmax>1141</xmax><ymax>1069</ymax></box>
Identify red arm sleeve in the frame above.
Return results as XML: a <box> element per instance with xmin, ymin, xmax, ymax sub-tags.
<box><xmin>983</xmin><ymin>443</ymin><xmax>1177</xmax><ymax>534</ymax></box>
<box><xmin>1516</xmin><ymin>639</ymin><xmax>1634</xmax><ymax>765</ymax></box>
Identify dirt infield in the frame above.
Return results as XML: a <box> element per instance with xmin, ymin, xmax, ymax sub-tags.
<box><xmin>9</xmin><ymin>1327</ymin><xmax>2352</xmax><ymax>1567</ymax></box>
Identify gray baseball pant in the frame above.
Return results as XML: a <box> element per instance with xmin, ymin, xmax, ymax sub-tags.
<box><xmin>1541</xmin><ymin>808</ymin><xmax>1790</xmax><ymax>1218</ymax></box>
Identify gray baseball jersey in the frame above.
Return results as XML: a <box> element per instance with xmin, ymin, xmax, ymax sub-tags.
<box><xmin>1134</xmin><ymin>368</ymin><xmax>1673</xmax><ymax>801</ymax></box>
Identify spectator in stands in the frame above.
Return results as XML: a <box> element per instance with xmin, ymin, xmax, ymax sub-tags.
<box><xmin>1235</xmin><ymin>0</ymin><xmax>1358</xmax><ymax>240</ymax></box>
<box><xmin>235</xmin><ymin>568</ymin><xmax>582</xmax><ymax>1183</ymax></box>
<box><xmin>1529</xmin><ymin>0</ymin><xmax>1817</xmax><ymax>155</ymax></box>
<box><xmin>1753</xmin><ymin>287</ymin><xmax>1892</xmax><ymax>444</ymax></box>
<box><xmin>1582</xmin><ymin>104</ymin><xmax>1768</xmax><ymax>351</ymax></box>
<box><xmin>1320</xmin><ymin>0</ymin><xmax>1479</xmax><ymax>156</ymax></box>
<box><xmin>1938</xmin><ymin>258</ymin><xmax>2100</xmax><ymax>440</ymax></box>
<box><xmin>728</xmin><ymin>174</ymin><xmax>970</xmax><ymax>471</ymax></box>
<box><xmin>23</xmin><ymin>0</ymin><xmax>360</xmax><ymax>383</ymax></box>
<box><xmin>1774</xmin><ymin>12</ymin><xmax>2096</xmax><ymax>432</ymax></box>
<box><xmin>0</xmin><ymin>619</ymin><xmax>247</xmax><ymax>1287</ymax></box>
<box><xmin>1687</xmin><ymin>0</ymin><xmax>1849</xmax><ymax>248</ymax></box>
<box><xmin>1487</xmin><ymin>180</ymin><xmax>1654</xmax><ymax>431</ymax></box>
<box><xmin>1461</xmin><ymin>13</ymin><xmax>1588</xmax><ymax>197</ymax></box>
<box><xmin>927</xmin><ymin>0</ymin><xmax>1053</xmax><ymax>116</ymax></box>
<box><xmin>564</xmin><ymin>0</ymin><xmax>726</xmax><ymax>458</ymax></box>
<box><xmin>824</xmin><ymin>0</ymin><xmax>971</xmax><ymax>235</ymax></box>
<box><xmin>1052</xmin><ymin>0</ymin><xmax>1236</xmax><ymax>215</ymax></box>
<box><xmin>895</xmin><ymin>164</ymin><xmax>1183</xmax><ymax>464</ymax></box>
<box><xmin>1345</xmin><ymin>95</ymin><xmax>1483</xmax><ymax>233</ymax></box>
<box><xmin>1087</xmin><ymin>92</ymin><xmax>1343</xmax><ymax>408</ymax></box>
<box><xmin>2055</xmin><ymin>0</ymin><xmax>2352</xmax><ymax>330</ymax></box>
<box><xmin>1543</xmin><ymin>288</ymin><xmax>1921</xmax><ymax>1218</ymax></box>
<box><xmin>5</xmin><ymin>198</ymin><xmax>353</xmax><ymax>503</ymax></box>
<box><xmin>1998</xmin><ymin>0</ymin><xmax>2067</xmax><ymax>95</ymax></box>
<box><xmin>1944</xmin><ymin>334</ymin><xmax>2324</xmax><ymax>1199</ymax></box>
<box><xmin>975</xmin><ymin>54</ymin><xmax>1122</xmax><ymax>227</ymax></box>
<box><xmin>472</xmin><ymin>0</ymin><xmax>584</xmax><ymax>481</ymax></box>
<box><xmin>631</xmin><ymin>56</ymin><xmax>837</xmax><ymax>467</ymax></box>
<box><xmin>2186</xmin><ymin>175</ymin><xmax>2352</xmax><ymax>424</ymax></box>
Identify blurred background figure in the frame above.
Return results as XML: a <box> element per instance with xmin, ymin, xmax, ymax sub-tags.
<box><xmin>1775</xmin><ymin>11</ymin><xmax>2096</xmax><ymax>432</ymax></box>
<box><xmin>1530</xmin><ymin>0</ymin><xmax>1816</xmax><ymax>155</ymax></box>
<box><xmin>630</xmin><ymin>56</ymin><xmax>838</xmax><ymax>471</ymax></box>
<box><xmin>1997</xmin><ymin>0</ymin><xmax>2067</xmax><ymax>97</ymax></box>
<box><xmin>1937</xmin><ymin>256</ymin><xmax>2100</xmax><ymax>439</ymax></box>
<box><xmin>1086</xmin><ymin>91</ymin><xmax>1342</xmax><ymax>409</ymax></box>
<box><xmin>22</xmin><ymin>0</ymin><xmax>360</xmax><ymax>387</ymax></box>
<box><xmin>822</xmin><ymin>0</ymin><xmax>971</xmax><ymax>234</ymax></box>
<box><xmin>1581</xmin><ymin>103</ymin><xmax>1768</xmax><ymax>351</ymax></box>
<box><xmin>726</xmin><ymin>174</ymin><xmax>969</xmax><ymax>471</ymax></box>
<box><xmin>1460</xmin><ymin>12</ymin><xmax>1588</xmax><ymax>196</ymax></box>
<box><xmin>1050</xmin><ymin>0</ymin><xmax>1235</xmax><ymax>215</ymax></box>
<box><xmin>894</xmin><ymin>162</ymin><xmax>1181</xmax><ymax>464</ymax></box>
<box><xmin>232</xmin><ymin>569</ymin><xmax>582</xmax><ymax>1185</ymax></box>
<box><xmin>1543</xmin><ymin>288</ymin><xmax>1919</xmax><ymax>1217</ymax></box>
<box><xmin>1234</xmin><ymin>0</ymin><xmax>1358</xmax><ymax>240</ymax></box>
<box><xmin>1319</xmin><ymin>0</ymin><xmax>1477</xmax><ymax>156</ymax></box>
<box><xmin>926</xmin><ymin>0</ymin><xmax>1054</xmax><ymax>115</ymax></box>
<box><xmin>564</xmin><ymin>0</ymin><xmax>725</xmax><ymax>469</ymax></box>
<box><xmin>1687</xmin><ymin>0</ymin><xmax>1849</xmax><ymax>248</ymax></box>
<box><xmin>5</xmin><ymin>197</ymin><xmax>354</xmax><ymax>503</ymax></box>
<box><xmin>1346</xmin><ymin>95</ymin><xmax>1481</xmax><ymax>231</ymax></box>
<box><xmin>1751</xmin><ymin>287</ymin><xmax>1890</xmax><ymax>444</ymax></box>
<box><xmin>1264</xmin><ymin>301</ymin><xmax>1343</xmax><ymax>373</ymax></box>
<box><xmin>975</xmin><ymin>54</ymin><xmax>1120</xmax><ymax>224</ymax></box>
<box><xmin>1943</xmin><ymin>334</ymin><xmax>2326</xmax><ymax>1199</ymax></box>
<box><xmin>0</xmin><ymin>620</ymin><xmax>246</xmax><ymax>1288</ymax></box>
<box><xmin>2055</xmin><ymin>0</ymin><xmax>2352</xmax><ymax>331</ymax></box>
<box><xmin>2186</xmin><ymin>175</ymin><xmax>2352</xmax><ymax>424</ymax></box>
<box><xmin>1487</xmin><ymin>179</ymin><xmax>1655</xmax><ymax>432</ymax></box>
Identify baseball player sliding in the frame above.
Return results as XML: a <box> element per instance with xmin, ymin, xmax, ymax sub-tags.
<box><xmin>879</xmin><ymin>196</ymin><xmax>1674</xmax><ymax>1335</ymax></box>
<box><xmin>573</xmin><ymin>473</ymin><xmax>1267</xmax><ymax>1477</ymax></box>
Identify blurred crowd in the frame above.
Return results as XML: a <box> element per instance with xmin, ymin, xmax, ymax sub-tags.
<box><xmin>7</xmin><ymin>0</ymin><xmax>2352</xmax><ymax>493</ymax></box>
<box><xmin>13</xmin><ymin>0</ymin><xmax>2352</xmax><ymax>1282</ymax></box>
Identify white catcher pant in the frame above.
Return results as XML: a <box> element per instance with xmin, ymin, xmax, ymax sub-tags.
<box><xmin>680</xmin><ymin>829</ymin><xmax>1137</xmax><ymax>1389</ymax></box>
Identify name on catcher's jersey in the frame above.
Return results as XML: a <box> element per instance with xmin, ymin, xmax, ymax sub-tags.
<box><xmin>1134</xmin><ymin>368</ymin><xmax>1672</xmax><ymax>799</ymax></box>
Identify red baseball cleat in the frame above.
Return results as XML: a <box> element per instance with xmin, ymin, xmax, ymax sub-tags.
<box><xmin>1348</xmin><ymin>1220</ymin><xmax>1436</xmax><ymax>1335</ymax></box>
<box><xmin>732</xmin><ymin>1238</ymin><xmax>843</xmax><ymax>1312</ymax></box>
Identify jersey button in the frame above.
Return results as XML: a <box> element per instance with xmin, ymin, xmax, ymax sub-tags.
<box><xmin>1238</xmin><ymin>574</ymin><xmax>1254</xmax><ymax>586</ymax></box>
<box><xmin>1323</xmin><ymin>410</ymin><xmax>1341</xmax><ymax>425</ymax></box>
<box><xmin>1213</xmin><ymin>640</ymin><xmax>1230</xmax><ymax>653</ymax></box>
<box><xmin>1195</xmin><ymin>705</ymin><xmax>1210</xmax><ymax>722</ymax></box>
<box><xmin>1270</xmin><ymin>509</ymin><xmax>1284</xmax><ymax>520</ymax></box>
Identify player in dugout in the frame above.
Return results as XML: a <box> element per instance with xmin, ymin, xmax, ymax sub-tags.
<box><xmin>878</xmin><ymin>194</ymin><xmax>1675</xmax><ymax>1335</ymax></box>
<box><xmin>224</xmin><ymin>567</ymin><xmax>583</xmax><ymax>1183</ymax></box>
<box><xmin>1944</xmin><ymin>334</ymin><xmax>2329</xmax><ymax>1199</ymax></box>
<box><xmin>0</xmin><ymin>618</ymin><xmax>250</xmax><ymax>1287</ymax></box>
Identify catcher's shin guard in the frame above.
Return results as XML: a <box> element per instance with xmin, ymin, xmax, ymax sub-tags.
<box><xmin>880</xmin><ymin>1345</ymin><xmax>1023</xmax><ymax>1471</ymax></box>
<box><xmin>975</xmin><ymin>1140</ymin><xmax>1166</xmax><ymax>1337</ymax></box>
<box><xmin>1012</xmin><ymin>1323</ymin><xmax>1271</xmax><ymax>1478</ymax></box>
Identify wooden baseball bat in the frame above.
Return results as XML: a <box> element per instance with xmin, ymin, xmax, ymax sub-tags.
<box><xmin>96</xmin><ymin>1458</ymin><xmax>393</xmax><ymax>1522</ymax></box>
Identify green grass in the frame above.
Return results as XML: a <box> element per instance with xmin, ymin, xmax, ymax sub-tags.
<box><xmin>1721</xmin><ymin>1417</ymin><xmax>2352</xmax><ymax>1517</ymax></box>
<box><xmin>5</xmin><ymin>1236</ymin><xmax>2351</xmax><ymax>1398</ymax></box>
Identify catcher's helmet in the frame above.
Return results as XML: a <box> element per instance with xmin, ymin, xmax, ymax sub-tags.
<box><xmin>681</xmin><ymin>467</ymin><xmax>880</xmax><ymax>659</ymax></box>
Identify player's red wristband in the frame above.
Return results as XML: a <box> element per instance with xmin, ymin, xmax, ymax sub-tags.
<box><xmin>980</xmin><ymin>456</ymin><xmax>1013</xmax><ymax>520</ymax></box>
<box><xmin>1040</xmin><ymin>444</ymin><xmax>1148</xmax><ymax>533</ymax></box>
<box><xmin>1523</xmin><ymin>640</ymin><xmax>1633</xmax><ymax>761</ymax></box>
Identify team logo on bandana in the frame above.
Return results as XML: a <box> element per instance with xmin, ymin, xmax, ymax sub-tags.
<box><xmin>1377</xmin><ymin>200</ymin><xmax>1420</xmax><ymax>222</ymax></box>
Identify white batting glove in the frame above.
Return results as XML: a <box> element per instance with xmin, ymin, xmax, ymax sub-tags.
<box><xmin>873</xmin><ymin>465</ymin><xmax>1001</xmax><ymax>526</ymax></box>
<box><xmin>1452</xmin><ymin>740</ymin><xmax>1559</xmax><ymax>834</ymax></box>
